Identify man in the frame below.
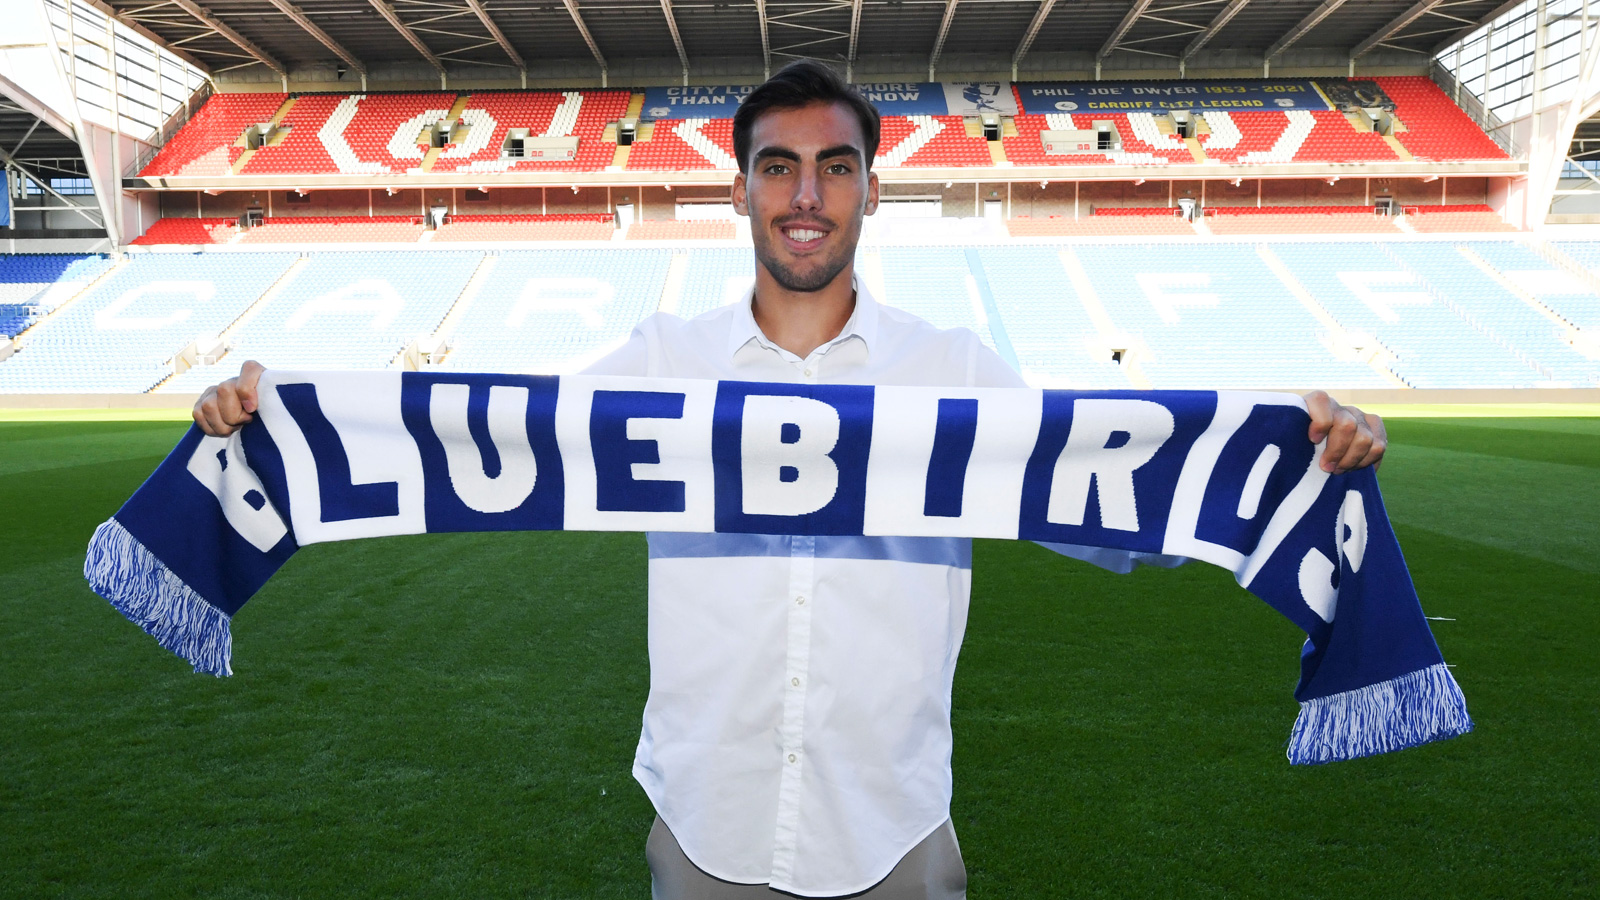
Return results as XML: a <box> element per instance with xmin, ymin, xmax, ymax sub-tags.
<box><xmin>194</xmin><ymin>61</ymin><xmax>1385</xmax><ymax>899</ymax></box>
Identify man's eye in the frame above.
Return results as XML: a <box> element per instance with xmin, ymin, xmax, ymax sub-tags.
<box><xmin>765</xmin><ymin>163</ymin><xmax>790</xmax><ymax>175</ymax></box>
<box><xmin>826</xmin><ymin>163</ymin><xmax>852</xmax><ymax>175</ymax></box>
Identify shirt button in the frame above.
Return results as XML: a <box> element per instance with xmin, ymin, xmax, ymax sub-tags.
<box><xmin>791</xmin><ymin>677</ymin><xmax>801</xmax><ymax>687</ymax></box>
<box><xmin>803</xmin><ymin>368</ymin><xmax>812</xmax><ymax>377</ymax></box>
<box><xmin>795</xmin><ymin>595</ymin><xmax>805</xmax><ymax>605</ymax></box>
<box><xmin>788</xmin><ymin>753</ymin><xmax>798</xmax><ymax>763</ymax></box>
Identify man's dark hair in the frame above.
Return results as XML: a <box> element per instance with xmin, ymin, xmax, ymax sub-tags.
<box><xmin>732</xmin><ymin>60</ymin><xmax>881</xmax><ymax>173</ymax></box>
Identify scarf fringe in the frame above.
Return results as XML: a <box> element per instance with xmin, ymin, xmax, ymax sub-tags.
<box><xmin>84</xmin><ymin>518</ymin><xmax>233</xmax><ymax>677</ymax></box>
<box><xmin>1287</xmin><ymin>662</ymin><xmax>1472</xmax><ymax>764</ymax></box>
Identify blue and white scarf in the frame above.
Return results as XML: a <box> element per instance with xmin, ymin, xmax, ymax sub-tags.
<box><xmin>86</xmin><ymin>371</ymin><xmax>1472</xmax><ymax>765</ymax></box>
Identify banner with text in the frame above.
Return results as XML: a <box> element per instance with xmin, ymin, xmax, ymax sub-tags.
<box><xmin>1018</xmin><ymin>80</ymin><xmax>1332</xmax><ymax>114</ymax></box>
<box><xmin>639</xmin><ymin>82</ymin><xmax>1014</xmax><ymax>120</ymax></box>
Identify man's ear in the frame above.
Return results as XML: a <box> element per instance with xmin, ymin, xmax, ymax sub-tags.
<box><xmin>732</xmin><ymin>171</ymin><xmax>749</xmax><ymax>217</ymax></box>
<box><xmin>864</xmin><ymin>170</ymin><xmax>879</xmax><ymax>216</ymax></box>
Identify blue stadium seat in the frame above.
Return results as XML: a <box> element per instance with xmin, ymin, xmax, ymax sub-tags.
<box><xmin>0</xmin><ymin>253</ymin><xmax>296</xmax><ymax>393</ymax></box>
<box><xmin>442</xmin><ymin>249</ymin><xmax>673</xmax><ymax>373</ymax></box>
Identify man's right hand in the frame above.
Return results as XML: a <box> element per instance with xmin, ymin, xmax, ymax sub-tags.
<box><xmin>192</xmin><ymin>360</ymin><xmax>265</xmax><ymax>437</ymax></box>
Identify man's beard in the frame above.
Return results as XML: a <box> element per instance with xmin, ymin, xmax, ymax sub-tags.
<box><xmin>753</xmin><ymin>219</ymin><xmax>855</xmax><ymax>293</ymax></box>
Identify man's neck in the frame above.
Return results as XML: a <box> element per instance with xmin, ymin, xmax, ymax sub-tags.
<box><xmin>750</xmin><ymin>267</ymin><xmax>857</xmax><ymax>359</ymax></box>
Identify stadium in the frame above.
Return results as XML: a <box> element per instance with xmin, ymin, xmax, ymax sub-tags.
<box><xmin>1</xmin><ymin>0</ymin><xmax>1596</xmax><ymax>895</ymax></box>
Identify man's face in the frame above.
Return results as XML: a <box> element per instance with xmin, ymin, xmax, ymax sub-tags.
<box><xmin>732</xmin><ymin>101</ymin><xmax>879</xmax><ymax>293</ymax></box>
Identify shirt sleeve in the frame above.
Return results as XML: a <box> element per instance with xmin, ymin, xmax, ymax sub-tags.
<box><xmin>581</xmin><ymin>324</ymin><xmax>652</xmax><ymax>377</ymax></box>
<box><xmin>969</xmin><ymin>335</ymin><xmax>1029</xmax><ymax>389</ymax></box>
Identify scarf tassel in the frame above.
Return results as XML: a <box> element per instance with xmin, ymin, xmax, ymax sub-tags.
<box><xmin>84</xmin><ymin>518</ymin><xmax>234</xmax><ymax>677</ymax></box>
<box><xmin>1288</xmin><ymin>662</ymin><xmax>1472</xmax><ymax>764</ymax></box>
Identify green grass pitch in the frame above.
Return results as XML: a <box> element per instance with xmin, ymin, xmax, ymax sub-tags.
<box><xmin>2</xmin><ymin>414</ymin><xmax>1595</xmax><ymax>898</ymax></box>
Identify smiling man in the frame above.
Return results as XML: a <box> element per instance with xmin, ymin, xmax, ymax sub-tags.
<box><xmin>192</xmin><ymin>60</ymin><xmax>1386</xmax><ymax>900</ymax></box>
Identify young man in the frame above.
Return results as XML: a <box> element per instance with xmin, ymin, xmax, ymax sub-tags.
<box><xmin>194</xmin><ymin>61</ymin><xmax>1385</xmax><ymax>900</ymax></box>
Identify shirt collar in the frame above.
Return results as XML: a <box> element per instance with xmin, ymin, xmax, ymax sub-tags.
<box><xmin>727</xmin><ymin>273</ymin><xmax>880</xmax><ymax>360</ymax></box>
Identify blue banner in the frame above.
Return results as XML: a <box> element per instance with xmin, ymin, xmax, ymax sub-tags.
<box><xmin>1018</xmin><ymin>80</ymin><xmax>1331</xmax><ymax>114</ymax></box>
<box><xmin>640</xmin><ymin>85</ymin><xmax>754</xmax><ymax>120</ymax></box>
<box><xmin>640</xmin><ymin>82</ymin><xmax>952</xmax><ymax>120</ymax></box>
<box><xmin>853</xmin><ymin>82</ymin><xmax>949</xmax><ymax>116</ymax></box>
<box><xmin>0</xmin><ymin>172</ymin><xmax>9</xmax><ymax>228</ymax></box>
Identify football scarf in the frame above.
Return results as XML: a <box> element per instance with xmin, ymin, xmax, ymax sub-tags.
<box><xmin>85</xmin><ymin>370</ymin><xmax>1472</xmax><ymax>764</ymax></box>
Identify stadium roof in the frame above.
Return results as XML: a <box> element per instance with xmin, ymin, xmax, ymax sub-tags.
<box><xmin>91</xmin><ymin>0</ymin><xmax>1523</xmax><ymax>85</ymax></box>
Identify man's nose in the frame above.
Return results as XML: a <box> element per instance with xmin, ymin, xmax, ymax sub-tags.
<box><xmin>791</xmin><ymin>165</ymin><xmax>821</xmax><ymax>212</ymax></box>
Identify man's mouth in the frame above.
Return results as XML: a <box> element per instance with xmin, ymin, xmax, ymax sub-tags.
<box><xmin>779</xmin><ymin>224</ymin><xmax>830</xmax><ymax>248</ymax></box>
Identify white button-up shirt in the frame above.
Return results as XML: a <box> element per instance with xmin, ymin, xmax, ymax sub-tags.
<box><xmin>585</xmin><ymin>280</ymin><xmax>1164</xmax><ymax>896</ymax></box>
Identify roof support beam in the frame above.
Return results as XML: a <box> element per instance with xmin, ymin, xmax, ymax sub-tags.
<box><xmin>0</xmin><ymin>145</ymin><xmax>103</xmax><ymax>227</ymax></box>
<box><xmin>1182</xmin><ymin>0</ymin><xmax>1254</xmax><ymax>62</ymax></box>
<box><xmin>754</xmin><ymin>0</ymin><xmax>771</xmax><ymax>77</ymax></box>
<box><xmin>847</xmin><ymin>0</ymin><xmax>863</xmax><ymax>78</ymax></box>
<box><xmin>168</xmin><ymin>0</ymin><xmax>285</xmax><ymax>75</ymax></box>
<box><xmin>1352</xmin><ymin>0</ymin><xmax>1444</xmax><ymax>58</ymax></box>
<box><xmin>928</xmin><ymin>0</ymin><xmax>959</xmax><ymax>80</ymax></box>
<box><xmin>1099</xmin><ymin>0</ymin><xmax>1154</xmax><ymax>61</ymax></box>
<box><xmin>463</xmin><ymin>0</ymin><xmax>526</xmax><ymax>72</ymax></box>
<box><xmin>83</xmin><ymin>0</ymin><xmax>213</xmax><ymax>73</ymax></box>
<box><xmin>1430</xmin><ymin>0</ymin><xmax>1523</xmax><ymax>53</ymax></box>
<box><xmin>1012</xmin><ymin>0</ymin><xmax>1057</xmax><ymax>79</ymax></box>
<box><xmin>1264</xmin><ymin>0</ymin><xmax>1349</xmax><ymax>60</ymax></box>
<box><xmin>366</xmin><ymin>0</ymin><xmax>447</xmax><ymax>78</ymax></box>
<box><xmin>263</xmin><ymin>0</ymin><xmax>367</xmax><ymax>78</ymax></box>
<box><xmin>0</xmin><ymin>72</ymin><xmax>75</xmax><ymax>141</ymax></box>
<box><xmin>563</xmin><ymin>0</ymin><xmax>608</xmax><ymax>86</ymax></box>
<box><xmin>660</xmin><ymin>0</ymin><xmax>690</xmax><ymax>84</ymax></box>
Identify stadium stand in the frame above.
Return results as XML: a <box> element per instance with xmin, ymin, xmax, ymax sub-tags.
<box><xmin>139</xmin><ymin>93</ymin><xmax>287</xmax><ymax>177</ymax></box>
<box><xmin>670</xmin><ymin>247</ymin><xmax>755</xmax><ymax>320</ymax></box>
<box><xmin>7</xmin><ymin>239</ymin><xmax>1597</xmax><ymax>394</ymax></box>
<box><xmin>1074</xmin><ymin>244</ymin><xmax>1393</xmax><ymax>389</ymax></box>
<box><xmin>1468</xmin><ymin>241</ymin><xmax>1600</xmax><ymax>330</ymax></box>
<box><xmin>875</xmin><ymin>247</ymin><xmax>999</xmax><ymax>351</ymax></box>
<box><xmin>974</xmin><ymin>246</ymin><xmax>1129</xmax><ymax>388</ymax></box>
<box><xmin>129</xmin><ymin>218</ymin><xmax>240</xmax><ymax>245</ymax></box>
<box><xmin>1294</xmin><ymin>111</ymin><xmax>1400</xmax><ymax>162</ymax></box>
<box><xmin>160</xmin><ymin>251</ymin><xmax>482</xmax><ymax>392</ymax></box>
<box><xmin>334</xmin><ymin>92</ymin><xmax>458</xmax><ymax>174</ymax></box>
<box><xmin>238</xmin><ymin>93</ymin><xmax>343</xmax><ymax>175</ymax></box>
<box><xmin>0</xmin><ymin>253</ymin><xmax>297</xmax><ymax>392</ymax></box>
<box><xmin>1269</xmin><ymin>242</ymin><xmax>1555</xmax><ymax>388</ymax></box>
<box><xmin>628</xmin><ymin>220</ymin><xmax>736</xmax><ymax>240</ymax></box>
<box><xmin>1384</xmin><ymin>243</ymin><xmax>1599</xmax><ymax>386</ymax></box>
<box><xmin>439</xmin><ymin>249</ymin><xmax>673</xmax><ymax>373</ymax></box>
<box><xmin>1549</xmin><ymin>244</ymin><xmax>1600</xmax><ymax>327</ymax></box>
<box><xmin>236</xmin><ymin>216</ymin><xmax>426</xmax><ymax>243</ymax></box>
<box><xmin>431</xmin><ymin>214</ymin><xmax>615</xmax><ymax>242</ymax></box>
<box><xmin>879</xmin><ymin>116</ymin><xmax>993</xmax><ymax>167</ymax></box>
<box><xmin>138</xmin><ymin>79</ymin><xmax>1513</xmax><ymax>179</ymax></box>
<box><xmin>626</xmin><ymin>118</ymin><xmax>739</xmax><ymax>171</ymax></box>
<box><xmin>1372</xmin><ymin>77</ymin><xmax>1510</xmax><ymax>161</ymax></box>
<box><xmin>435</xmin><ymin>90</ymin><xmax>630</xmax><ymax>173</ymax></box>
<box><xmin>0</xmin><ymin>255</ymin><xmax>113</xmax><ymax>337</ymax></box>
<box><xmin>1404</xmin><ymin>205</ymin><xmax>1515</xmax><ymax>232</ymax></box>
<box><xmin>1008</xmin><ymin>210</ymin><xmax>1196</xmax><ymax>237</ymax></box>
<box><xmin>1205</xmin><ymin>207</ymin><xmax>1402</xmax><ymax>235</ymax></box>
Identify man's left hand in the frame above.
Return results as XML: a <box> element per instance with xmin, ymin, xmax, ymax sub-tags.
<box><xmin>1304</xmin><ymin>390</ymin><xmax>1387</xmax><ymax>474</ymax></box>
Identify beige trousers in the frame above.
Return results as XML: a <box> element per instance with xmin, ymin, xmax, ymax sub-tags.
<box><xmin>647</xmin><ymin>816</ymin><xmax>967</xmax><ymax>900</ymax></box>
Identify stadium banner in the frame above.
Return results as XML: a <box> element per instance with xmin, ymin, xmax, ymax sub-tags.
<box><xmin>853</xmin><ymin>82</ymin><xmax>950</xmax><ymax>116</ymax></box>
<box><xmin>943</xmin><ymin>82</ymin><xmax>1020</xmax><ymax>117</ymax></box>
<box><xmin>0</xmin><ymin>172</ymin><xmax>9</xmax><ymax>228</ymax></box>
<box><xmin>640</xmin><ymin>82</ymin><xmax>975</xmax><ymax>120</ymax></box>
<box><xmin>1017</xmin><ymin>80</ymin><xmax>1333</xmax><ymax>114</ymax></box>
<box><xmin>640</xmin><ymin>85</ymin><xmax>754</xmax><ymax>120</ymax></box>
<box><xmin>86</xmin><ymin>371</ymin><xmax>1471</xmax><ymax>765</ymax></box>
